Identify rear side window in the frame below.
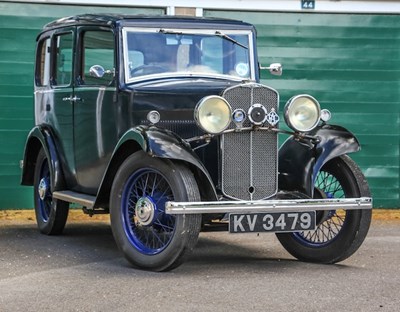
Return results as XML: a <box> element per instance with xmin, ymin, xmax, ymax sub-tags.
<box><xmin>80</xmin><ymin>30</ymin><xmax>115</xmax><ymax>85</ymax></box>
<box><xmin>36</xmin><ymin>37</ymin><xmax>51</xmax><ymax>87</ymax></box>
<box><xmin>53</xmin><ymin>32</ymin><xmax>74</xmax><ymax>86</ymax></box>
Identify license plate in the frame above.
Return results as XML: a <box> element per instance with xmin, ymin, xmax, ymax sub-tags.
<box><xmin>229</xmin><ymin>211</ymin><xmax>316</xmax><ymax>233</ymax></box>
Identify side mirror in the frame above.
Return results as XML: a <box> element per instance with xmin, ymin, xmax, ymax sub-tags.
<box><xmin>260</xmin><ymin>63</ymin><xmax>283</xmax><ymax>76</ymax></box>
<box><xmin>89</xmin><ymin>65</ymin><xmax>105</xmax><ymax>78</ymax></box>
<box><xmin>89</xmin><ymin>65</ymin><xmax>115</xmax><ymax>78</ymax></box>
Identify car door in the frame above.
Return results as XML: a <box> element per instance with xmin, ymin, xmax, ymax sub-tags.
<box><xmin>48</xmin><ymin>29</ymin><xmax>77</xmax><ymax>185</ymax></box>
<box><xmin>73</xmin><ymin>27</ymin><xmax>118</xmax><ymax>194</ymax></box>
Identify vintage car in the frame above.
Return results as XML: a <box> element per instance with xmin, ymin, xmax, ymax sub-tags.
<box><xmin>21</xmin><ymin>14</ymin><xmax>372</xmax><ymax>271</ymax></box>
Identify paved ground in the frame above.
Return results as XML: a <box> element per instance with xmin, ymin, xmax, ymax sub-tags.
<box><xmin>0</xmin><ymin>210</ymin><xmax>399</xmax><ymax>312</ymax></box>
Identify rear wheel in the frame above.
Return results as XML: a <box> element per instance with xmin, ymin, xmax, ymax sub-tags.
<box><xmin>110</xmin><ymin>151</ymin><xmax>201</xmax><ymax>271</ymax></box>
<box><xmin>276</xmin><ymin>155</ymin><xmax>371</xmax><ymax>263</ymax></box>
<box><xmin>33</xmin><ymin>148</ymin><xmax>69</xmax><ymax>235</ymax></box>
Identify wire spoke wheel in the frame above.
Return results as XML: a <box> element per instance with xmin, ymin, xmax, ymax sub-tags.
<box><xmin>296</xmin><ymin>170</ymin><xmax>346</xmax><ymax>246</ymax></box>
<box><xmin>276</xmin><ymin>155</ymin><xmax>372</xmax><ymax>263</ymax></box>
<box><xmin>123</xmin><ymin>170</ymin><xmax>176</xmax><ymax>254</ymax></box>
<box><xmin>37</xmin><ymin>163</ymin><xmax>52</xmax><ymax>222</ymax></box>
<box><xmin>110</xmin><ymin>151</ymin><xmax>201</xmax><ymax>271</ymax></box>
<box><xmin>33</xmin><ymin>148</ymin><xmax>69</xmax><ymax>235</ymax></box>
<box><xmin>299</xmin><ymin>210</ymin><xmax>345</xmax><ymax>245</ymax></box>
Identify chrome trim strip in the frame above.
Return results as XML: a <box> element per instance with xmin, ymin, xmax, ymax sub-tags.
<box><xmin>122</xmin><ymin>27</ymin><xmax>255</xmax><ymax>84</ymax></box>
<box><xmin>165</xmin><ymin>197</ymin><xmax>372</xmax><ymax>214</ymax></box>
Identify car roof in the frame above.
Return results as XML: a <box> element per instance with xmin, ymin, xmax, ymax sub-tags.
<box><xmin>43</xmin><ymin>14</ymin><xmax>254</xmax><ymax>31</ymax></box>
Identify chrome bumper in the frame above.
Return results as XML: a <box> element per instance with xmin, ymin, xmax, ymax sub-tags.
<box><xmin>165</xmin><ymin>197</ymin><xmax>372</xmax><ymax>215</ymax></box>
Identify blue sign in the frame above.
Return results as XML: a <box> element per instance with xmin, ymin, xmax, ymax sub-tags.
<box><xmin>301</xmin><ymin>0</ymin><xmax>315</xmax><ymax>9</ymax></box>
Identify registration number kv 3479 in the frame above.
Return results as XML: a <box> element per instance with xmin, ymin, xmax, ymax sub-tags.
<box><xmin>229</xmin><ymin>211</ymin><xmax>316</xmax><ymax>233</ymax></box>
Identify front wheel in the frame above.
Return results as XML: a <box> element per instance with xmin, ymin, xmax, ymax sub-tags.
<box><xmin>110</xmin><ymin>151</ymin><xmax>202</xmax><ymax>272</ymax></box>
<box><xmin>276</xmin><ymin>155</ymin><xmax>372</xmax><ymax>263</ymax></box>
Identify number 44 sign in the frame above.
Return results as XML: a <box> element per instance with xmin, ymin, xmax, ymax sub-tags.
<box><xmin>301</xmin><ymin>0</ymin><xmax>315</xmax><ymax>9</ymax></box>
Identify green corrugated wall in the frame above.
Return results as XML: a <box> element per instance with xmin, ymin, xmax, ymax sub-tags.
<box><xmin>0</xmin><ymin>1</ymin><xmax>164</xmax><ymax>209</ymax></box>
<box><xmin>205</xmin><ymin>10</ymin><xmax>400</xmax><ymax>208</ymax></box>
<box><xmin>0</xmin><ymin>3</ymin><xmax>399</xmax><ymax>208</ymax></box>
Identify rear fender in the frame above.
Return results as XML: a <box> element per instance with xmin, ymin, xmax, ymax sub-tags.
<box><xmin>21</xmin><ymin>126</ymin><xmax>65</xmax><ymax>191</ymax></box>
<box><xmin>278</xmin><ymin>124</ymin><xmax>360</xmax><ymax>197</ymax></box>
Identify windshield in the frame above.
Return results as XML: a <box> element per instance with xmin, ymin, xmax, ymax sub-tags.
<box><xmin>122</xmin><ymin>28</ymin><xmax>254</xmax><ymax>83</ymax></box>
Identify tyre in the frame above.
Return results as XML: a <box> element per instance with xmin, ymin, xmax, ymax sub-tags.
<box><xmin>276</xmin><ymin>155</ymin><xmax>372</xmax><ymax>263</ymax></box>
<box><xmin>34</xmin><ymin>148</ymin><xmax>69</xmax><ymax>235</ymax></box>
<box><xmin>110</xmin><ymin>151</ymin><xmax>202</xmax><ymax>271</ymax></box>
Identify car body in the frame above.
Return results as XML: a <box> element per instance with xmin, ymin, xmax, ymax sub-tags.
<box><xmin>21</xmin><ymin>14</ymin><xmax>372</xmax><ymax>271</ymax></box>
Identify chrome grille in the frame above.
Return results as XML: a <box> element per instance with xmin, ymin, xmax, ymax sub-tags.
<box><xmin>221</xmin><ymin>83</ymin><xmax>278</xmax><ymax>200</ymax></box>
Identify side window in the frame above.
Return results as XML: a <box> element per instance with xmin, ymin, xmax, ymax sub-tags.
<box><xmin>80</xmin><ymin>30</ymin><xmax>115</xmax><ymax>85</ymax></box>
<box><xmin>36</xmin><ymin>37</ymin><xmax>51</xmax><ymax>86</ymax></box>
<box><xmin>53</xmin><ymin>32</ymin><xmax>73</xmax><ymax>86</ymax></box>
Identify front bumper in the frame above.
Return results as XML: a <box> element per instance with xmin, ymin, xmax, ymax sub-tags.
<box><xmin>165</xmin><ymin>197</ymin><xmax>372</xmax><ymax>215</ymax></box>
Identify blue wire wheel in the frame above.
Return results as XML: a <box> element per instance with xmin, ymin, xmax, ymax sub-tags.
<box><xmin>33</xmin><ymin>149</ymin><xmax>69</xmax><ymax>235</ymax></box>
<box><xmin>110</xmin><ymin>151</ymin><xmax>202</xmax><ymax>271</ymax></box>
<box><xmin>276</xmin><ymin>155</ymin><xmax>371</xmax><ymax>264</ymax></box>
<box><xmin>37</xmin><ymin>159</ymin><xmax>52</xmax><ymax>223</ymax></box>
<box><xmin>293</xmin><ymin>169</ymin><xmax>346</xmax><ymax>247</ymax></box>
<box><xmin>121</xmin><ymin>168</ymin><xmax>177</xmax><ymax>255</ymax></box>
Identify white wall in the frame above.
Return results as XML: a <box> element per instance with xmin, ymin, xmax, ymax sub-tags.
<box><xmin>2</xmin><ymin>0</ymin><xmax>400</xmax><ymax>14</ymax></box>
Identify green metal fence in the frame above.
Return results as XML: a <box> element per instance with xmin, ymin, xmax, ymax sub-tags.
<box><xmin>205</xmin><ymin>10</ymin><xmax>400</xmax><ymax>208</ymax></box>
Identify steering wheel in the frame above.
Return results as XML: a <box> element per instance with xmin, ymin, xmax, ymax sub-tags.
<box><xmin>130</xmin><ymin>64</ymin><xmax>168</xmax><ymax>76</ymax></box>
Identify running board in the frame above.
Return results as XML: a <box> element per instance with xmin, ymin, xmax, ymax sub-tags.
<box><xmin>53</xmin><ymin>190</ymin><xmax>95</xmax><ymax>209</ymax></box>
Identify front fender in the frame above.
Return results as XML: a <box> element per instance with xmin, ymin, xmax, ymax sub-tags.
<box><xmin>278</xmin><ymin>124</ymin><xmax>360</xmax><ymax>196</ymax></box>
<box><xmin>21</xmin><ymin>126</ymin><xmax>65</xmax><ymax>191</ymax></box>
<box><xmin>136</xmin><ymin>126</ymin><xmax>219</xmax><ymax>199</ymax></box>
<box><xmin>94</xmin><ymin>126</ymin><xmax>217</xmax><ymax>208</ymax></box>
<box><xmin>116</xmin><ymin>126</ymin><xmax>209</xmax><ymax>170</ymax></box>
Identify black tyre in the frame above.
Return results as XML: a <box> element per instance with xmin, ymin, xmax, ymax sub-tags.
<box><xmin>110</xmin><ymin>151</ymin><xmax>202</xmax><ymax>271</ymax></box>
<box><xmin>34</xmin><ymin>148</ymin><xmax>69</xmax><ymax>235</ymax></box>
<box><xmin>276</xmin><ymin>155</ymin><xmax>372</xmax><ymax>263</ymax></box>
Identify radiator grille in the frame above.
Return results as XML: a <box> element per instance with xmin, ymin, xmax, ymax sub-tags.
<box><xmin>221</xmin><ymin>84</ymin><xmax>279</xmax><ymax>200</ymax></box>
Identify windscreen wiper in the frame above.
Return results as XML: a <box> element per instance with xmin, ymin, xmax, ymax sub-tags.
<box><xmin>159</xmin><ymin>29</ymin><xmax>248</xmax><ymax>50</ymax></box>
<box><xmin>215</xmin><ymin>31</ymin><xmax>248</xmax><ymax>49</ymax></box>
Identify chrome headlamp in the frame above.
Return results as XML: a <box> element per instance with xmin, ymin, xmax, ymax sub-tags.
<box><xmin>194</xmin><ymin>96</ymin><xmax>232</xmax><ymax>134</ymax></box>
<box><xmin>284</xmin><ymin>95</ymin><xmax>321</xmax><ymax>132</ymax></box>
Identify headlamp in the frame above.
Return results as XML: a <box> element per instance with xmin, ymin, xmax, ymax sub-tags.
<box><xmin>284</xmin><ymin>95</ymin><xmax>321</xmax><ymax>132</ymax></box>
<box><xmin>194</xmin><ymin>96</ymin><xmax>232</xmax><ymax>134</ymax></box>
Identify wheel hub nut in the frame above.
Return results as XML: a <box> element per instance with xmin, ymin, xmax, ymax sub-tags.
<box><xmin>38</xmin><ymin>178</ymin><xmax>48</xmax><ymax>200</ymax></box>
<box><xmin>135</xmin><ymin>197</ymin><xmax>155</xmax><ymax>226</ymax></box>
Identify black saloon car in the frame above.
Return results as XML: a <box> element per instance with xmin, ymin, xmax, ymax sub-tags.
<box><xmin>21</xmin><ymin>14</ymin><xmax>372</xmax><ymax>271</ymax></box>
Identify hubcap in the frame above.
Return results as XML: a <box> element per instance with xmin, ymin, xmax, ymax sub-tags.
<box><xmin>135</xmin><ymin>197</ymin><xmax>156</xmax><ymax>226</ymax></box>
<box><xmin>38</xmin><ymin>178</ymin><xmax>48</xmax><ymax>200</ymax></box>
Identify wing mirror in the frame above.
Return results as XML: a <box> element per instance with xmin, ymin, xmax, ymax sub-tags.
<box><xmin>260</xmin><ymin>63</ymin><xmax>282</xmax><ymax>76</ymax></box>
<box><xmin>89</xmin><ymin>65</ymin><xmax>115</xmax><ymax>78</ymax></box>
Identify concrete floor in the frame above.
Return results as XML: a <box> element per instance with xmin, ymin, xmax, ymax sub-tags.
<box><xmin>0</xmin><ymin>210</ymin><xmax>399</xmax><ymax>312</ymax></box>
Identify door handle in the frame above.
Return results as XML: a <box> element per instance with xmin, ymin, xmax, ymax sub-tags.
<box><xmin>62</xmin><ymin>96</ymin><xmax>83</xmax><ymax>102</ymax></box>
